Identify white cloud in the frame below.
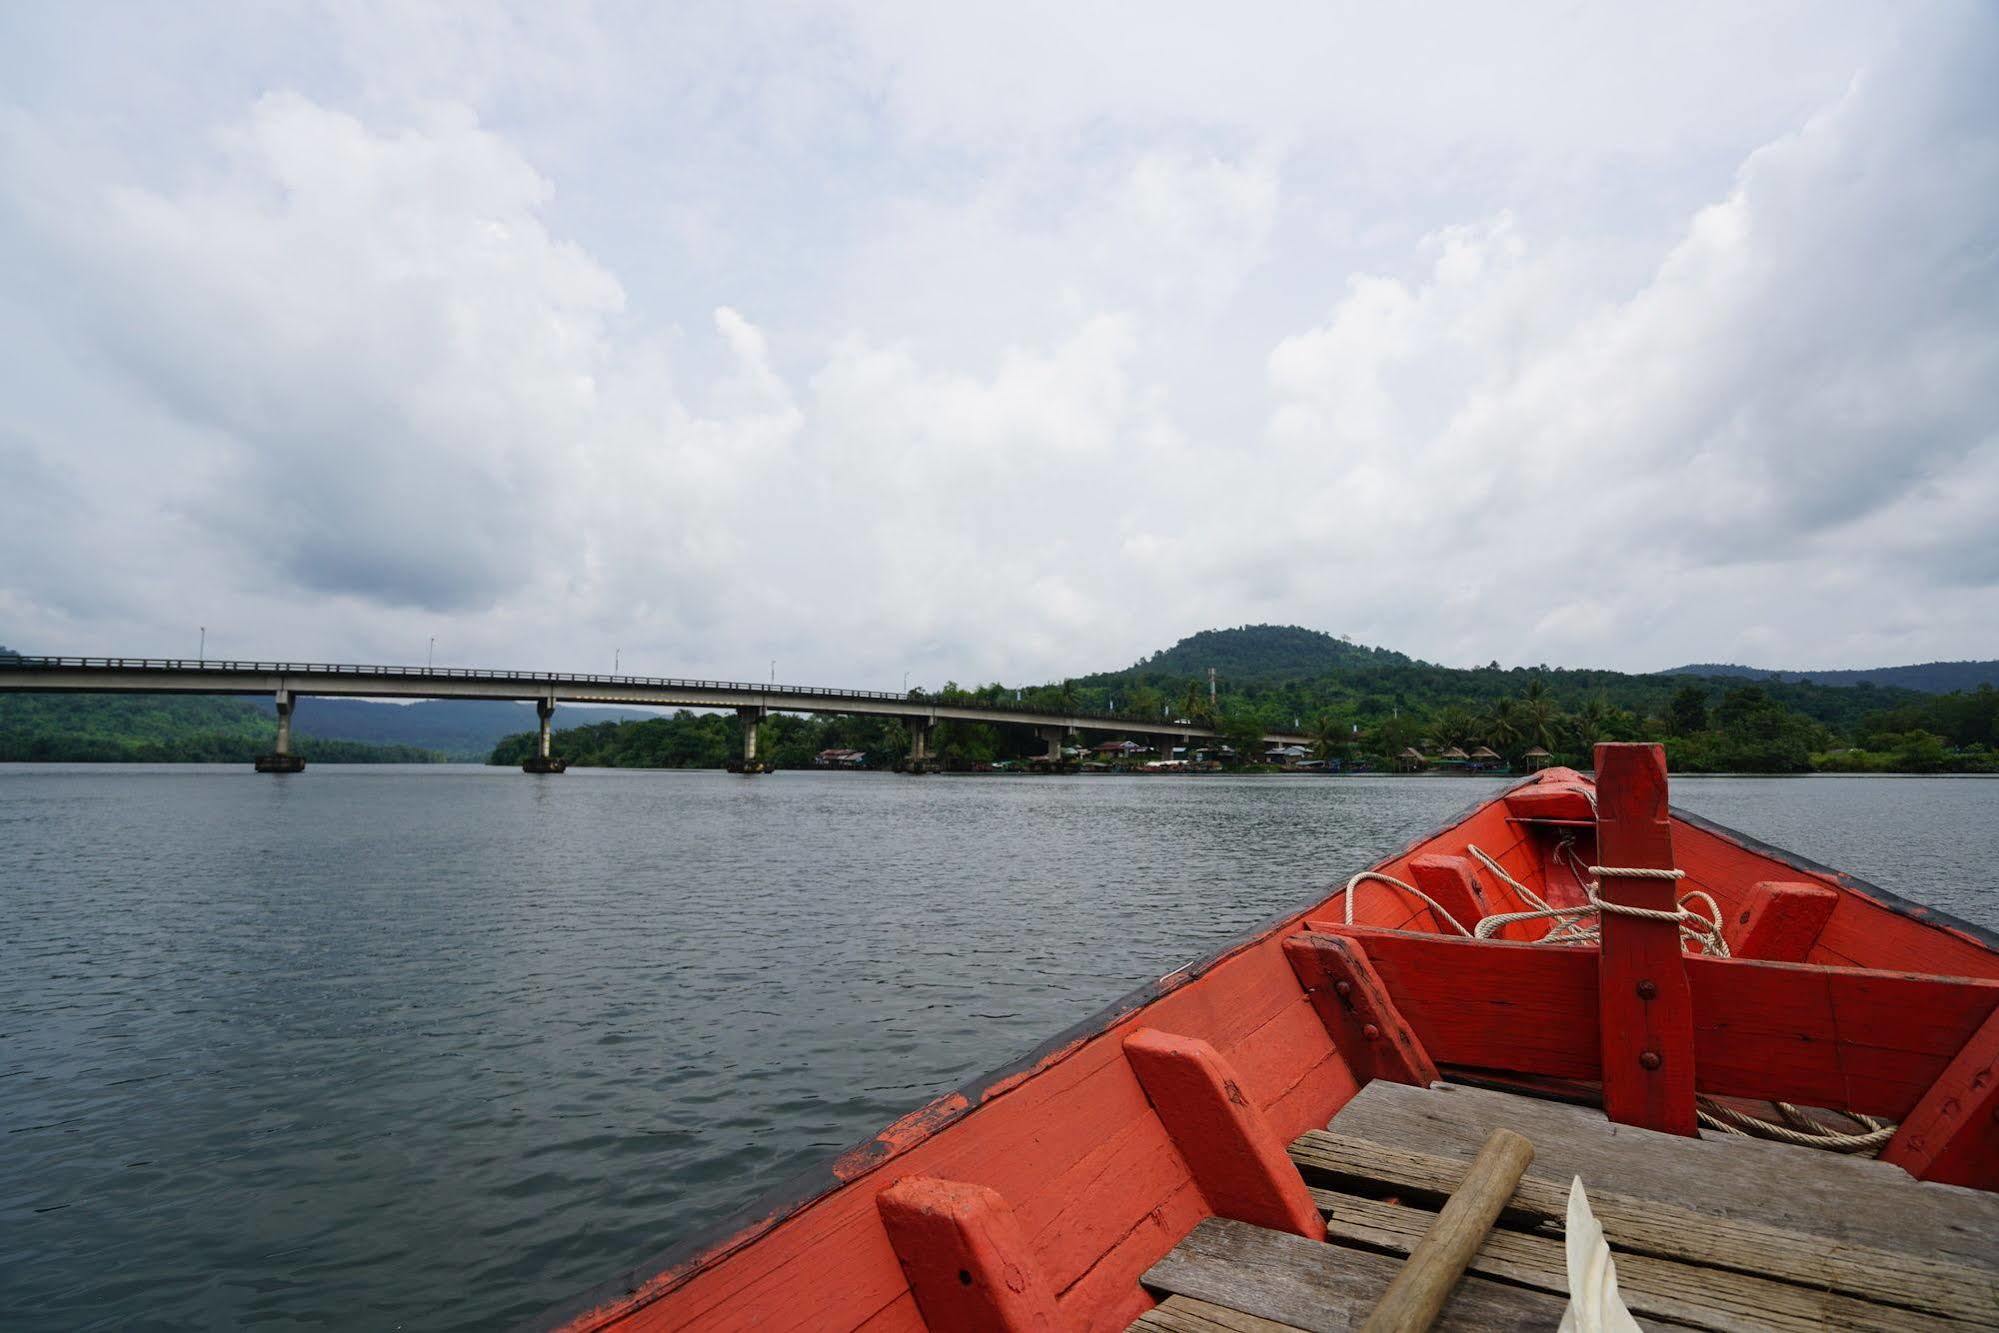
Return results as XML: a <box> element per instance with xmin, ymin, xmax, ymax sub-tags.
<box><xmin>0</xmin><ymin>2</ymin><xmax>1993</xmax><ymax>682</ymax></box>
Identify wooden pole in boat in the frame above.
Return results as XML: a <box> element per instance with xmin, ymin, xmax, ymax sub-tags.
<box><xmin>1593</xmin><ymin>742</ymin><xmax>1696</xmax><ymax>1136</ymax></box>
<box><xmin>1358</xmin><ymin>1128</ymin><xmax>1534</xmax><ymax>1333</ymax></box>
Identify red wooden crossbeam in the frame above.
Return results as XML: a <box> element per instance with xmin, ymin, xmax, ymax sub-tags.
<box><xmin>1593</xmin><ymin>743</ymin><xmax>1697</xmax><ymax>1135</ymax></box>
<box><xmin>1123</xmin><ymin>1029</ymin><xmax>1323</xmax><ymax>1237</ymax></box>
<box><xmin>1407</xmin><ymin>854</ymin><xmax>1492</xmax><ymax>933</ymax></box>
<box><xmin>877</xmin><ymin>1176</ymin><xmax>1060</xmax><ymax>1331</ymax></box>
<box><xmin>1880</xmin><ymin>1007</ymin><xmax>1999</xmax><ymax>1189</ymax></box>
<box><xmin>1284</xmin><ymin>933</ymin><xmax>1440</xmax><ymax>1087</ymax></box>
<box><xmin>1298</xmin><ymin>925</ymin><xmax>1999</xmax><ymax>1120</ymax></box>
<box><xmin>1728</xmin><ymin>880</ymin><xmax>1839</xmax><ymax>961</ymax></box>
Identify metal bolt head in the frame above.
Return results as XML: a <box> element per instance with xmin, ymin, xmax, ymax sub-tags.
<box><xmin>1635</xmin><ymin>980</ymin><xmax>1658</xmax><ymax>1001</ymax></box>
<box><xmin>1362</xmin><ymin>1023</ymin><xmax>1382</xmax><ymax>1041</ymax></box>
<box><xmin>1638</xmin><ymin>1050</ymin><xmax>1663</xmax><ymax>1071</ymax></box>
<box><xmin>1333</xmin><ymin>980</ymin><xmax>1353</xmax><ymax>999</ymax></box>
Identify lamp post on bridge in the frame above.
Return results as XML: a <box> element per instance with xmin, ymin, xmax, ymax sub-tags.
<box><xmin>428</xmin><ymin>637</ymin><xmax>435</xmax><ymax>671</ymax></box>
<box><xmin>198</xmin><ymin>626</ymin><xmax>205</xmax><ymax>664</ymax></box>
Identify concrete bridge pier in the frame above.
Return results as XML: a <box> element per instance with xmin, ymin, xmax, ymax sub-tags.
<box><xmin>731</xmin><ymin>706</ymin><xmax>773</xmax><ymax>775</ymax></box>
<box><xmin>901</xmin><ymin>718</ymin><xmax>936</xmax><ymax>774</ymax></box>
<box><xmin>523</xmin><ymin>698</ymin><xmax>566</xmax><ymax>773</ymax></box>
<box><xmin>1035</xmin><ymin>725</ymin><xmax>1071</xmax><ymax>771</ymax></box>
<box><xmin>255</xmin><ymin>689</ymin><xmax>306</xmax><ymax>773</ymax></box>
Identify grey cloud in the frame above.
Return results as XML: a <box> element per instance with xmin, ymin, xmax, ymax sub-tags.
<box><xmin>0</xmin><ymin>3</ymin><xmax>1993</xmax><ymax>677</ymax></box>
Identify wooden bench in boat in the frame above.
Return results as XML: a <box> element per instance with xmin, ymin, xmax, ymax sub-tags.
<box><xmin>1134</xmin><ymin>1080</ymin><xmax>1999</xmax><ymax>1332</ymax></box>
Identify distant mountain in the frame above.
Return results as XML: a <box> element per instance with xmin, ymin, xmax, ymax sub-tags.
<box><xmin>1661</xmin><ymin>661</ymin><xmax>1999</xmax><ymax>695</ymax></box>
<box><xmin>1102</xmin><ymin>625</ymin><xmax>1412</xmax><ymax>687</ymax></box>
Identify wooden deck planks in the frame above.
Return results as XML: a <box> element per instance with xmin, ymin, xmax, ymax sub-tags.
<box><xmin>1280</xmin><ymin>1080</ymin><xmax>1999</xmax><ymax>1328</ymax></box>
<box><xmin>1130</xmin><ymin>1294</ymin><xmax>1306</xmax><ymax>1333</ymax></box>
<box><xmin>1315</xmin><ymin>1188</ymin><xmax>1964</xmax><ymax>1332</ymax></box>
<box><xmin>1140</xmin><ymin>1217</ymin><xmax>1566</xmax><ymax>1332</ymax></box>
<box><xmin>1321</xmin><ymin>1080</ymin><xmax>1999</xmax><ymax>1276</ymax></box>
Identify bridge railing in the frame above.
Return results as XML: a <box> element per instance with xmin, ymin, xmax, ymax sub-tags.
<box><xmin>0</xmin><ymin>656</ymin><xmax>1241</xmax><ymax>733</ymax></box>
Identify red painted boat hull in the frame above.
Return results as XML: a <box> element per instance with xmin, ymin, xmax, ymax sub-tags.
<box><xmin>540</xmin><ymin>765</ymin><xmax>1999</xmax><ymax>1332</ymax></box>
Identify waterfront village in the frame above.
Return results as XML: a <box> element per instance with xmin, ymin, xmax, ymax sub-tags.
<box><xmin>809</xmin><ymin>739</ymin><xmax>1543</xmax><ymax>775</ymax></box>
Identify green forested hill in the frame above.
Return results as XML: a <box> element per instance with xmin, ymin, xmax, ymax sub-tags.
<box><xmin>1118</xmin><ymin>625</ymin><xmax>1411</xmax><ymax>684</ymax></box>
<box><xmin>1083</xmin><ymin>625</ymin><xmax>1922</xmax><ymax>732</ymax></box>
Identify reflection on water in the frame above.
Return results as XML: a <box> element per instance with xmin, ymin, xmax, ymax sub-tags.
<box><xmin>1</xmin><ymin>765</ymin><xmax>1992</xmax><ymax>1327</ymax></box>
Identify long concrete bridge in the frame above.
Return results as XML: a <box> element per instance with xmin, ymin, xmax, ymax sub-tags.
<box><xmin>0</xmin><ymin>656</ymin><xmax>1311</xmax><ymax>773</ymax></box>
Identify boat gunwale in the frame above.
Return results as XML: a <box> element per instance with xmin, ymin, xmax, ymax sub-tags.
<box><xmin>530</xmin><ymin>771</ymin><xmax>1999</xmax><ymax>1331</ymax></box>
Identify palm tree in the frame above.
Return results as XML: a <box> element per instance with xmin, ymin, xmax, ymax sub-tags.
<box><xmin>1055</xmin><ymin>678</ymin><xmax>1081</xmax><ymax>714</ymax></box>
<box><xmin>1519</xmin><ymin>694</ymin><xmax>1561</xmax><ymax>752</ymax></box>
<box><xmin>1571</xmin><ymin>692</ymin><xmax>1612</xmax><ymax>752</ymax></box>
<box><xmin>1307</xmin><ymin>713</ymin><xmax>1349</xmax><ymax>762</ymax></box>
<box><xmin>1429</xmin><ymin>703</ymin><xmax>1478</xmax><ymax>750</ymax></box>
<box><xmin>1178</xmin><ymin>681</ymin><xmax>1215</xmax><ymax>728</ymax></box>
<box><xmin>1478</xmin><ymin>697</ymin><xmax>1524</xmax><ymax>753</ymax></box>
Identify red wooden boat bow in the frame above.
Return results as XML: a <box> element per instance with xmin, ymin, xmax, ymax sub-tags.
<box><xmin>540</xmin><ymin>744</ymin><xmax>1999</xmax><ymax>1331</ymax></box>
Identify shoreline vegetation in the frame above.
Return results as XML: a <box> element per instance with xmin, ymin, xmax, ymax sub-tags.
<box><xmin>3</xmin><ymin>628</ymin><xmax>1992</xmax><ymax>775</ymax></box>
<box><xmin>486</xmin><ymin>627</ymin><xmax>1997</xmax><ymax>777</ymax></box>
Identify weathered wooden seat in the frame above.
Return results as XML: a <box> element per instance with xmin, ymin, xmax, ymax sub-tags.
<box><xmin>1132</xmin><ymin>1080</ymin><xmax>1999</xmax><ymax>1332</ymax></box>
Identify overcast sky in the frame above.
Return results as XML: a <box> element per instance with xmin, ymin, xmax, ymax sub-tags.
<box><xmin>2</xmin><ymin>3</ymin><xmax>1993</xmax><ymax>687</ymax></box>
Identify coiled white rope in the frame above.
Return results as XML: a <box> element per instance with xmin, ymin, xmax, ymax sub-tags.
<box><xmin>1341</xmin><ymin>870</ymin><xmax>1475</xmax><ymax>937</ymax></box>
<box><xmin>1467</xmin><ymin>844</ymin><xmax>1729</xmax><ymax>958</ymax></box>
<box><xmin>1336</xmin><ymin>837</ymin><xmax>1896</xmax><ymax>1154</ymax></box>
<box><xmin>1695</xmin><ymin>1097</ymin><xmax>1896</xmax><ymax>1151</ymax></box>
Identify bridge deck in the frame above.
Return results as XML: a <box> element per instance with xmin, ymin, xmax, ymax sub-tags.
<box><xmin>0</xmin><ymin>656</ymin><xmax>1313</xmax><ymax>744</ymax></box>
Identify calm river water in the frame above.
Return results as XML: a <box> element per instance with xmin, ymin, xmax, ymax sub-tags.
<box><xmin>4</xmin><ymin>766</ymin><xmax>1995</xmax><ymax>1328</ymax></box>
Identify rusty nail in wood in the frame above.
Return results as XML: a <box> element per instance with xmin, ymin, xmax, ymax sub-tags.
<box><xmin>1635</xmin><ymin>979</ymin><xmax>1658</xmax><ymax>1000</ymax></box>
<box><xmin>1362</xmin><ymin>1023</ymin><xmax>1381</xmax><ymax>1041</ymax></box>
<box><xmin>1638</xmin><ymin>1050</ymin><xmax>1662</xmax><ymax>1070</ymax></box>
<box><xmin>1334</xmin><ymin>980</ymin><xmax>1353</xmax><ymax>999</ymax></box>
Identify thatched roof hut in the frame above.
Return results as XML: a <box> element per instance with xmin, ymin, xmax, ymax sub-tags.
<box><xmin>1440</xmin><ymin>746</ymin><xmax>1470</xmax><ymax>761</ymax></box>
<box><xmin>1523</xmin><ymin>745</ymin><xmax>1552</xmax><ymax>770</ymax></box>
<box><xmin>1469</xmin><ymin>745</ymin><xmax>1501</xmax><ymax>760</ymax></box>
<box><xmin>1397</xmin><ymin>746</ymin><xmax>1427</xmax><ymax>771</ymax></box>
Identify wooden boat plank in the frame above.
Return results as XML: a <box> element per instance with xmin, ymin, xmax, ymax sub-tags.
<box><xmin>1140</xmin><ymin>1216</ymin><xmax>1566</xmax><ymax>1332</ymax></box>
<box><xmin>1129</xmin><ymin>1294</ymin><xmax>1307</xmax><ymax>1333</ymax></box>
<box><xmin>1685</xmin><ymin>954</ymin><xmax>1999</xmax><ymax>1117</ymax></box>
<box><xmin>1220</xmin><ymin>995</ymin><xmax>1347</xmax><ymax>1126</ymax></box>
<box><xmin>1292</xmin><ymin>1119</ymin><xmax>1999</xmax><ymax>1318</ymax></box>
<box><xmin>1308</xmin><ymin>930</ymin><xmax>1999</xmax><ymax>1119</ymax></box>
<box><xmin>1024</xmin><ymin>1113</ymin><xmax>1193</xmax><ymax>1293</ymax></box>
<box><xmin>1293</xmin><ymin>1127</ymin><xmax>1999</xmax><ymax>1323</ymax></box>
<box><xmin>1321</xmin><ymin>927</ymin><xmax>1602</xmax><ymax>1078</ymax></box>
<box><xmin>1323</xmin><ymin>1082</ymin><xmax>1999</xmax><ymax>1273</ymax></box>
<box><xmin>1261</xmin><ymin>1041</ymin><xmax>1364</xmax><ymax>1139</ymax></box>
<box><xmin>1670</xmin><ymin>818</ymin><xmax>1999</xmax><ymax>979</ymax></box>
<box><xmin>851</xmin><ymin>1290</ymin><xmax>923</xmax><ymax>1332</ymax></box>
<box><xmin>1316</xmin><ymin>1188</ymin><xmax>1966</xmax><ymax>1332</ymax></box>
<box><xmin>1059</xmin><ymin>1178</ymin><xmax>1211</xmax><ymax>1328</ymax></box>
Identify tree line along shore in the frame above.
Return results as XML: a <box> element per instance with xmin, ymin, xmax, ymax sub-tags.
<box><xmin>485</xmin><ymin>675</ymin><xmax>1999</xmax><ymax>776</ymax></box>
